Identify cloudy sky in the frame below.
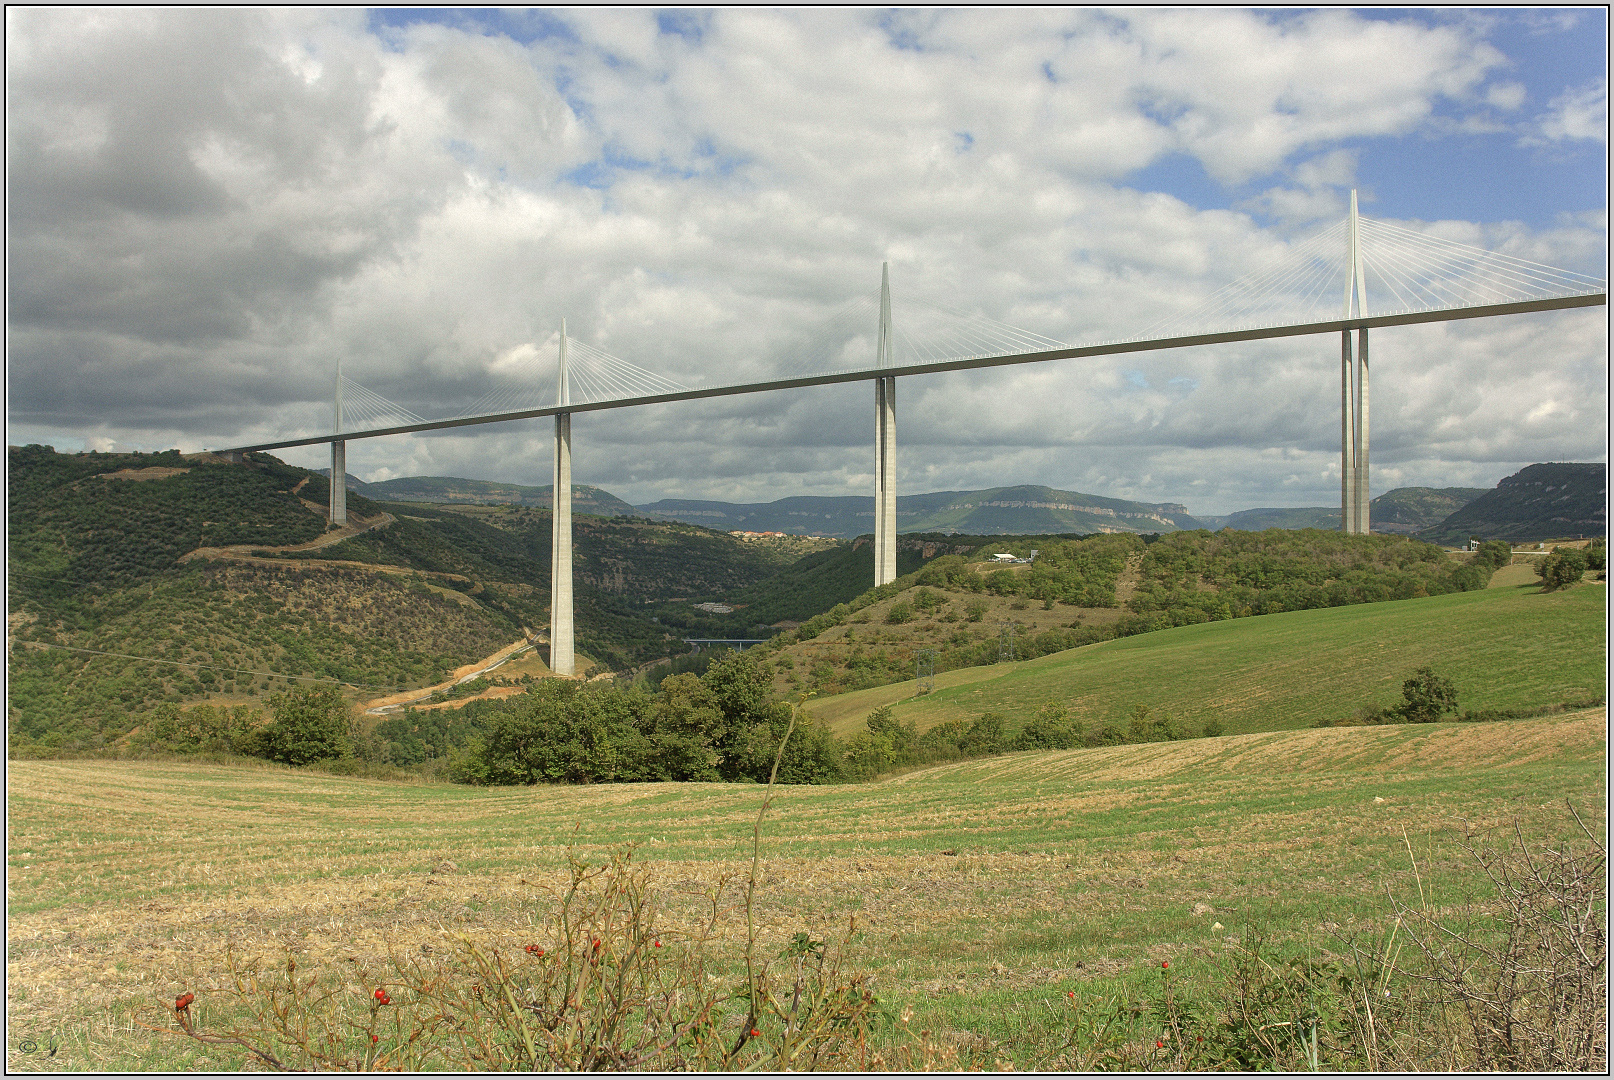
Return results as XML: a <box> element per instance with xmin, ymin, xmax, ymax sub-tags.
<box><xmin>7</xmin><ymin>7</ymin><xmax>1606</xmax><ymax>515</ymax></box>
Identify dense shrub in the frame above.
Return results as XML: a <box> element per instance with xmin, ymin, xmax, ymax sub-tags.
<box><xmin>1015</xmin><ymin>701</ymin><xmax>1081</xmax><ymax>750</ymax></box>
<box><xmin>1537</xmin><ymin>549</ymin><xmax>1589</xmax><ymax>591</ymax></box>
<box><xmin>1397</xmin><ymin>666</ymin><xmax>1458</xmax><ymax>723</ymax></box>
<box><xmin>450</xmin><ymin>652</ymin><xmax>841</xmax><ymax>786</ymax></box>
<box><xmin>1473</xmin><ymin>539</ymin><xmax>1513</xmax><ymax>572</ymax></box>
<box><xmin>262</xmin><ymin>686</ymin><xmax>354</xmax><ymax>766</ymax></box>
<box><xmin>138</xmin><ymin>703</ymin><xmax>263</xmax><ymax>756</ymax></box>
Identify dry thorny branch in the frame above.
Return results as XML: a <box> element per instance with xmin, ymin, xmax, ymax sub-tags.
<box><xmin>1391</xmin><ymin>801</ymin><xmax>1606</xmax><ymax>1072</ymax></box>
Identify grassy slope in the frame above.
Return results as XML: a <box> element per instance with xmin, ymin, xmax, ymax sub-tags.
<box><xmin>6</xmin><ymin>713</ymin><xmax>1603</xmax><ymax>1070</ymax></box>
<box><xmin>806</xmin><ymin>581</ymin><xmax>1606</xmax><ymax>737</ymax></box>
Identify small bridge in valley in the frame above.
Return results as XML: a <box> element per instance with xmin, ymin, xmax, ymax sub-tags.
<box><xmin>222</xmin><ymin>193</ymin><xmax>1606</xmax><ymax>674</ymax></box>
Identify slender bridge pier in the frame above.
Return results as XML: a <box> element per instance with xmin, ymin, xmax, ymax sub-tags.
<box><xmin>225</xmin><ymin>194</ymin><xmax>1605</xmax><ymax>676</ymax></box>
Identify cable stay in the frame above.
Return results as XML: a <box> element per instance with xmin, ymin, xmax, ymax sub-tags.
<box><xmin>450</xmin><ymin>333</ymin><xmax>690</xmax><ymax>420</ymax></box>
<box><xmin>1355</xmin><ymin>215</ymin><xmax>1606</xmax><ymax>314</ymax></box>
<box><xmin>1130</xmin><ymin>215</ymin><xmax>1605</xmax><ymax>345</ymax></box>
<box><xmin>692</xmin><ymin>290</ymin><xmax>1072</xmax><ymax>390</ymax></box>
<box><xmin>338</xmin><ymin>376</ymin><xmax>427</xmax><ymax>435</ymax></box>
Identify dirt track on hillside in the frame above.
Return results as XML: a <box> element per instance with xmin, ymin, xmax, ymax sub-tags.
<box><xmin>179</xmin><ymin>511</ymin><xmax>395</xmax><ymax>564</ymax></box>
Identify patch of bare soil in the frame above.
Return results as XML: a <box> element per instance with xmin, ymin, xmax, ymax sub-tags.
<box><xmin>359</xmin><ymin>638</ymin><xmax>545</xmax><ymax>713</ymax></box>
<box><xmin>406</xmin><ymin>685</ymin><xmax>532</xmax><ymax>713</ymax></box>
<box><xmin>179</xmin><ymin>511</ymin><xmax>395</xmax><ymax>564</ymax></box>
<box><xmin>1112</xmin><ymin>553</ymin><xmax>1144</xmax><ymax>606</ymax></box>
<box><xmin>95</xmin><ymin>466</ymin><xmax>191</xmax><ymax>481</ymax></box>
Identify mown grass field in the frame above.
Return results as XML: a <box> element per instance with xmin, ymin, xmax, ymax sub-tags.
<box><xmin>805</xmin><ymin>580</ymin><xmax>1605</xmax><ymax>736</ymax></box>
<box><xmin>7</xmin><ymin>709</ymin><xmax>1604</xmax><ymax>1071</ymax></box>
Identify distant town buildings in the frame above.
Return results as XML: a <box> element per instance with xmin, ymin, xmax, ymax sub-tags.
<box><xmin>729</xmin><ymin>530</ymin><xmax>789</xmax><ymax>540</ymax></box>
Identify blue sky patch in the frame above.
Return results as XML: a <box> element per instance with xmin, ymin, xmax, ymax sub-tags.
<box><xmin>365</xmin><ymin>8</ymin><xmax>575</xmax><ymax>49</ymax></box>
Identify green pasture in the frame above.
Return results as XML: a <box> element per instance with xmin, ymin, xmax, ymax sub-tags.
<box><xmin>808</xmin><ymin>580</ymin><xmax>1605</xmax><ymax>737</ymax></box>
<box><xmin>6</xmin><ymin>710</ymin><xmax>1605</xmax><ymax>1071</ymax></box>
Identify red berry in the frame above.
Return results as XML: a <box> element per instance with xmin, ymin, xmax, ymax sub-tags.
<box><xmin>1161</xmin><ymin>960</ymin><xmax>1169</xmax><ymax>969</ymax></box>
<box><xmin>750</xmin><ymin>1028</ymin><xmax>761</xmax><ymax>1038</ymax></box>
<box><xmin>175</xmin><ymin>992</ymin><xmax>194</xmax><ymax>1011</ymax></box>
<box><xmin>1156</xmin><ymin>1039</ymin><xmax>1164</xmax><ymax>1049</ymax></box>
<box><xmin>373</xmin><ymin>988</ymin><xmax>391</xmax><ymax>1005</ymax></box>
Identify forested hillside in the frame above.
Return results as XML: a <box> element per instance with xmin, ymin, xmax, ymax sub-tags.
<box><xmin>739</xmin><ymin>528</ymin><xmax>1496</xmax><ymax>700</ymax></box>
<box><xmin>327</xmin><ymin>472</ymin><xmax>637</xmax><ymax>515</ymax></box>
<box><xmin>8</xmin><ymin>562</ymin><xmax>516</xmax><ymax>751</ymax></box>
<box><xmin>8</xmin><ymin>444</ymin><xmax>1529</xmax><ymax>765</ymax></box>
<box><xmin>638</xmin><ymin>484</ymin><xmax>1205</xmax><ymax>536</ymax></box>
<box><xmin>1421</xmin><ymin>463</ymin><xmax>1606</xmax><ymax>543</ymax></box>
<box><xmin>1369</xmin><ymin>486</ymin><xmax>1489</xmax><ymax>534</ymax></box>
<box><xmin>1127</xmin><ymin>528</ymin><xmax>1492</xmax><ymax>623</ymax></box>
<box><xmin>9</xmin><ymin>444</ymin><xmax>337</xmax><ymax>590</ymax></box>
<box><xmin>7</xmin><ymin>447</ymin><xmax>838</xmax><ymax>751</ymax></box>
<box><xmin>1196</xmin><ymin>486</ymin><xmax>1488</xmax><ymax>533</ymax></box>
<box><xmin>7</xmin><ymin>446</ymin><xmax>521</xmax><ymax>752</ymax></box>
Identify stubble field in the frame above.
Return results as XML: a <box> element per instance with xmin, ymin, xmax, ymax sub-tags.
<box><xmin>7</xmin><ymin>708</ymin><xmax>1604</xmax><ymax>1070</ymax></box>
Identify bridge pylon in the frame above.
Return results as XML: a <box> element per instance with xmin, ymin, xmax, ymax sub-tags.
<box><xmin>1341</xmin><ymin>189</ymin><xmax>1369</xmax><ymax>535</ymax></box>
<box><xmin>330</xmin><ymin>359</ymin><xmax>347</xmax><ymax>526</ymax></box>
<box><xmin>874</xmin><ymin>263</ymin><xmax>897</xmax><ymax>586</ymax></box>
<box><xmin>549</xmin><ymin>321</ymin><xmax>576</xmax><ymax>676</ymax></box>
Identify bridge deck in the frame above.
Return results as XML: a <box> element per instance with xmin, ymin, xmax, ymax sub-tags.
<box><xmin>223</xmin><ymin>293</ymin><xmax>1604</xmax><ymax>455</ymax></box>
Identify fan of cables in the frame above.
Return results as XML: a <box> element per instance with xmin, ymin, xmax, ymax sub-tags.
<box><xmin>1132</xmin><ymin>216</ymin><xmax>1605</xmax><ymax>344</ymax></box>
<box><xmin>451</xmin><ymin>334</ymin><xmax>691</xmax><ymax>419</ymax></box>
<box><xmin>337</xmin><ymin>376</ymin><xmax>427</xmax><ymax>434</ymax></box>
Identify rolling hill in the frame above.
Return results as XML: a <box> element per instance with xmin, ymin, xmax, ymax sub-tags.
<box><xmin>1420</xmin><ymin>462</ymin><xmax>1607</xmax><ymax>544</ymax></box>
<box><xmin>5</xmin><ymin>446</ymin><xmax>831</xmax><ymax>749</ymax></box>
<box><xmin>799</xmin><ymin>578</ymin><xmax>1606</xmax><ymax>739</ymax></box>
<box><xmin>319</xmin><ymin>471</ymin><xmax>637</xmax><ymax>515</ymax></box>
<box><xmin>1370</xmin><ymin>486</ymin><xmax>1491</xmax><ymax>533</ymax></box>
<box><xmin>1198</xmin><ymin>486</ymin><xmax>1490</xmax><ymax>533</ymax></box>
<box><xmin>637</xmin><ymin>484</ymin><xmax>1206</xmax><ymax>537</ymax></box>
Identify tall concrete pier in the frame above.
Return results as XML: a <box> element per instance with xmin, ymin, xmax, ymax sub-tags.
<box><xmin>330</xmin><ymin>361</ymin><xmax>347</xmax><ymax>525</ymax></box>
<box><xmin>874</xmin><ymin>263</ymin><xmax>897</xmax><ymax>586</ymax></box>
<box><xmin>549</xmin><ymin>322</ymin><xmax>576</xmax><ymax>676</ymax></box>
<box><xmin>1341</xmin><ymin>189</ymin><xmax>1370</xmax><ymax>534</ymax></box>
<box><xmin>329</xmin><ymin>441</ymin><xmax>347</xmax><ymax>525</ymax></box>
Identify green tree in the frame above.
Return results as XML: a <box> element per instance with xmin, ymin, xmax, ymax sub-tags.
<box><xmin>1536</xmin><ymin>549</ymin><xmax>1589</xmax><ymax>591</ymax></box>
<box><xmin>640</xmin><ymin>674</ymin><xmax>724</xmax><ymax>781</ymax></box>
<box><xmin>1017</xmin><ymin>700</ymin><xmax>1078</xmax><ymax>749</ymax></box>
<box><xmin>1397</xmin><ymin>667</ymin><xmax>1457</xmax><ymax>724</ymax></box>
<box><xmin>1474</xmin><ymin>539</ymin><xmax>1512</xmax><ymax>572</ymax></box>
<box><xmin>263</xmin><ymin>685</ymin><xmax>353</xmax><ymax>765</ymax></box>
<box><xmin>959</xmin><ymin>713</ymin><xmax>1005</xmax><ymax>755</ymax></box>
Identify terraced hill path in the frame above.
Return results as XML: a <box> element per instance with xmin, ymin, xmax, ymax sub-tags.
<box><xmin>360</xmin><ymin>636</ymin><xmax>548</xmax><ymax>715</ymax></box>
<box><xmin>178</xmin><ymin>507</ymin><xmax>396</xmax><ymax>566</ymax></box>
